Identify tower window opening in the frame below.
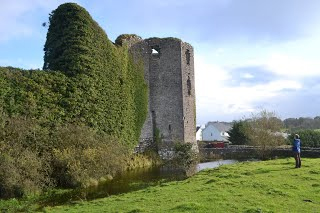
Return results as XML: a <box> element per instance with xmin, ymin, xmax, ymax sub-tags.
<box><xmin>151</xmin><ymin>46</ymin><xmax>160</xmax><ymax>57</ymax></box>
<box><xmin>186</xmin><ymin>49</ymin><xmax>190</xmax><ymax>65</ymax></box>
<box><xmin>187</xmin><ymin>76</ymin><xmax>191</xmax><ymax>96</ymax></box>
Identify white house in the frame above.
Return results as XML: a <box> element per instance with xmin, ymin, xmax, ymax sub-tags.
<box><xmin>201</xmin><ymin>122</ymin><xmax>231</xmax><ymax>142</ymax></box>
<box><xmin>196</xmin><ymin>125</ymin><xmax>205</xmax><ymax>141</ymax></box>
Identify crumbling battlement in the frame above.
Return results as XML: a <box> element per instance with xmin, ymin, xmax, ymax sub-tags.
<box><xmin>118</xmin><ymin>35</ymin><xmax>197</xmax><ymax>155</ymax></box>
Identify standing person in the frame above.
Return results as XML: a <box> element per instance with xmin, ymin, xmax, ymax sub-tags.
<box><xmin>292</xmin><ymin>134</ymin><xmax>301</xmax><ymax>168</ymax></box>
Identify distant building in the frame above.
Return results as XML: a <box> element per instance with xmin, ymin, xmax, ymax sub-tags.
<box><xmin>196</xmin><ymin>125</ymin><xmax>205</xmax><ymax>141</ymax></box>
<box><xmin>202</xmin><ymin>122</ymin><xmax>231</xmax><ymax>142</ymax></box>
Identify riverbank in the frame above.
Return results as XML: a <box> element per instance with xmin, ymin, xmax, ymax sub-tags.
<box><xmin>8</xmin><ymin>157</ymin><xmax>317</xmax><ymax>212</ymax></box>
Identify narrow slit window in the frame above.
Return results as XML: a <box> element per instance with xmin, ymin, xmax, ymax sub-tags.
<box><xmin>169</xmin><ymin>124</ymin><xmax>171</xmax><ymax>131</ymax></box>
<box><xmin>187</xmin><ymin>76</ymin><xmax>191</xmax><ymax>96</ymax></box>
<box><xmin>186</xmin><ymin>49</ymin><xmax>190</xmax><ymax>65</ymax></box>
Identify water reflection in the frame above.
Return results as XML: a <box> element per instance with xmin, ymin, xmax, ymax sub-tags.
<box><xmin>84</xmin><ymin>159</ymin><xmax>240</xmax><ymax>200</ymax></box>
<box><xmin>84</xmin><ymin>166</ymin><xmax>187</xmax><ymax>200</ymax></box>
<box><xmin>43</xmin><ymin>160</ymin><xmax>241</xmax><ymax>206</ymax></box>
<box><xmin>197</xmin><ymin>159</ymin><xmax>238</xmax><ymax>171</ymax></box>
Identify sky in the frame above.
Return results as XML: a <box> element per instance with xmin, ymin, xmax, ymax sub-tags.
<box><xmin>1</xmin><ymin>0</ymin><xmax>320</xmax><ymax>124</ymax></box>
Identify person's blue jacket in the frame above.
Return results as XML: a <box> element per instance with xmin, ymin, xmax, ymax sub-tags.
<box><xmin>292</xmin><ymin>139</ymin><xmax>301</xmax><ymax>153</ymax></box>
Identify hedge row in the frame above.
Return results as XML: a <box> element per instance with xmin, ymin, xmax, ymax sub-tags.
<box><xmin>287</xmin><ymin>130</ymin><xmax>320</xmax><ymax>148</ymax></box>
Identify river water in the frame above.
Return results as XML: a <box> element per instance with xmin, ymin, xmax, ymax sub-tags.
<box><xmin>44</xmin><ymin>159</ymin><xmax>242</xmax><ymax>206</ymax></box>
<box><xmin>197</xmin><ymin>159</ymin><xmax>238</xmax><ymax>171</ymax></box>
<box><xmin>80</xmin><ymin>159</ymin><xmax>239</xmax><ymax>201</ymax></box>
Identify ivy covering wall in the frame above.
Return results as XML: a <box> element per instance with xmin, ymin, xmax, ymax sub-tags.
<box><xmin>0</xmin><ymin>3</ymin><xmax>148</xmax><ymax>147</ymax></box>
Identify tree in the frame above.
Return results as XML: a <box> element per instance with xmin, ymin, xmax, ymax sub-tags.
<box><xmin>284</xmin><ymin>116</ymin><xmax>320</xmax><ymax>130</ymax></box>
<box><xmin>245</xmin><ymin>110</ymin><xmax>285</xmax><ymax>159</ymax></box>
<box><xmin>227</xmin><ymin>120</ymin><xmax>250</xmax><ymax>145</ymax></box>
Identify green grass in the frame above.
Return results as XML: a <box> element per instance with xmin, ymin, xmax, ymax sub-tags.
<box><xmin>1</xmin><ymin>158</ymin><xmax>320</xmax><ymax>212</ymax></box>
<box><xmin>42</xmin><ymin>158</ymin><xmax>320</xmax><ymax>213</ymax></box>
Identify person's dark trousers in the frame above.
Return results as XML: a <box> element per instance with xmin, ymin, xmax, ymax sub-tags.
<box><xmin>294</xmin><ymin>152</ymin><xmax>301</xmax><ymax>168</ymax></box>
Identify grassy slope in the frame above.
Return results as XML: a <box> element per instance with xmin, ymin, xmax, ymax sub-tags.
<box><xmin>44</xmin><ymin>158</ymin><xmax>320</xmax><ymax>213</ymax></box>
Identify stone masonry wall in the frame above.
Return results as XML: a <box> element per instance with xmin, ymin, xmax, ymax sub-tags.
<box><xmin>181</xmin><ymin>42</ymin><xmax>196</xmax><ymax>145</ymax></box>
<box><xmin>200</xmin><ymin>147</ymin><xmax>320</xmax><ymax>161</ymax></box>
<box><xmin>125</xmin><ymin>36</ymin><xmax>197</xmax><ymax>155</ymax></box>
<box><xmin>146</xmin><ymin>38</ymin><xmax>184</xmax><ymax>148</ymax></box>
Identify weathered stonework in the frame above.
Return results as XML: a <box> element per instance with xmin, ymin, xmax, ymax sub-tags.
<box><xmin>119</xmin><ymin>35</ymin><xmax>197</xmax><ymax>156</ymax></box>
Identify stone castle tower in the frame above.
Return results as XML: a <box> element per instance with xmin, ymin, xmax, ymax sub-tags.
<box><xmin>119</xmin><ymin>36</ymin><xmax>197</xmax><ymax>156</ymax></box>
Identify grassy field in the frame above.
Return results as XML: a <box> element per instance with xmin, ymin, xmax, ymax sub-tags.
<box><xmin>39</xmin><ymin>158</ymin><xmax>320</xmax><ymax>213</ymax></box>
<box><xmin>1</xmin><ymin>158</ymin><xmax>319</xmax><ymax>212</ymax></box>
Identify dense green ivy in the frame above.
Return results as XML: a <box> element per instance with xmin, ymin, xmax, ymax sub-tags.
<box><xmin>0</xmin><ymin>67</ymin><xmax>69</xmax><ymax>125</ymax></box>
<box><xmin>0</xmin><ymin>3</ymin><xmax>148</xmax><ymax>148</ymax></box>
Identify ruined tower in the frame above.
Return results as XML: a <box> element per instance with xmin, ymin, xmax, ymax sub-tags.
<box><xmin>123</xmin><ymin>36</ymin><xmax>197</xmax><ymax>156</ymax></box>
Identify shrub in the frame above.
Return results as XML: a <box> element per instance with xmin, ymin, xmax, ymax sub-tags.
<box><xmin>245</xmin><ymin>110</ymin><xmax>286</xmax><ymax>159</ymax></box>
<box><xmin>50</xmin><ymin>124</ymin><xmax>128</xmax><ymax>188</ymax></box>
<box><xmin>0</xmin><ymin>146</ymin><xmax>49</xmax><ymax>198</ymax></box>
<box><xmin>0</xmin><ymin>116</ymin><xmax>51</xmax><ymax>198</ymax></box>
<box><xmin>0</xmin><ymin>115</ymin><xmax>133</xmax><ymax>197</ymax></box>
<box><xmin>171</xmin><ymin>142</ymin><xmax>199</xmax><ymax>175</ymax></box>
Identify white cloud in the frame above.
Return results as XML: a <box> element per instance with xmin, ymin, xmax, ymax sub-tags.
<box><xmin>195</xmin><ymin>53</ymin><xmax>303</xmax><ymax>123</ymax></box>
<box><xmin>223</xmin><ymin>36</ymin><xmax>320</xmax><ymax>80</ymax></box>
<box><xmin>243</xmin><ymin>73</ymin><xmax>254</xmax><ymax>79</ymax></box>
<box><xmin>265</xmin><ymin>53</ymin><xmax>320</xmax><ymax>78</ymax></box>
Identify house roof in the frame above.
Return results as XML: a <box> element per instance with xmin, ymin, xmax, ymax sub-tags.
<box><xmin>205</xmin><ymin>122</ymin><xmax>231</xmax><ymax>133</ymax></box>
